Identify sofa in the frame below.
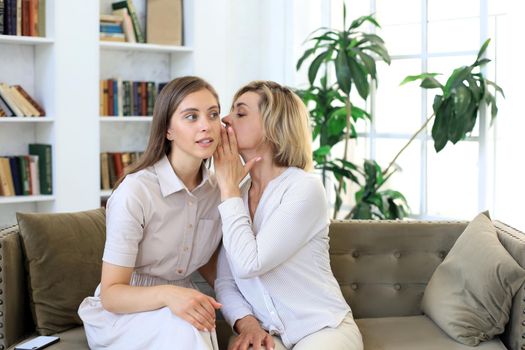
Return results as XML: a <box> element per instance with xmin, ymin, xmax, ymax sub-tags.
<box><xmin>1</xmin><ymin>211</ymin><xmax>524</xmax><ymax>350</ymax></box>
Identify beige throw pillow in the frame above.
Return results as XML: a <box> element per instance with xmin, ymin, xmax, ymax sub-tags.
<box><xmin>421</xmin><ymin>212</ymin><xmax>525</xmax><ymax>346</ymax></box>
<box><xmin>16</xmin><ymin>208</ymin><xmax>106</xmax><ymax>335</ymax></box>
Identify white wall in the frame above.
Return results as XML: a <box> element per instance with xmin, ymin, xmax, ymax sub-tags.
<box><xmin>493</xmin><ymin>0</ymin><xmax>525</xmax><ymax>228</ymax></box>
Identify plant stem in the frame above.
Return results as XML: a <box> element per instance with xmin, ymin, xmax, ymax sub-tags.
<box><xmin>382</xmin><ymin>112</ymin><xmax>435</xmax><ymax>177</ymax></box>
<box><xmin>343</xmin><ymin>112</ymin><xmax>435</xmax><ymax>220</ymax></box>
<box><xmin>333</xmin><ymin>95</ymin><xmax>352</xmax><ymax>219</ymax></box>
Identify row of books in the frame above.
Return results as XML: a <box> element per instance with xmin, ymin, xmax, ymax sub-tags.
<box><xmin>1</xmin><ymin>0</ymin><xmax>45</xmax><ymax>37</ymax></box>
<box><xmin>100</xmin><ymin>151</ymin><xmax>143</xmax><ymax>190</ymax></box>
<box><xmin>100</xmin><ymin>79</ymin><xmax>166</xmax><ymax>117</ymax></box>
<box><xmin>0</xmin><ymin>144</ymin><xmax>52</xmax><ymax>196</ymax></box>
<box><xmin>0</xmin><ymin>83</ymin><xmax>45</xmax><ymax>117</ymax></box>
<box><xmin>100</xmin><ymin>0</ymin><xmax>144</xmax><ymax>43</ymax></box>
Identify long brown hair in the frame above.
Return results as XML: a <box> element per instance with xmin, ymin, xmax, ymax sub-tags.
<box><xmin>113</xmin><ymin>76</ymin><xmax>219</xmax><ymax>189</ymax></box>
<box><xmin>232</xmin><ymin>80</ymin><xmax>313</xmax><ymax>171</ymax></box>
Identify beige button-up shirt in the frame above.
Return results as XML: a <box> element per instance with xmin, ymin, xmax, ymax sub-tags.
<box><xmin>103</xmin><ymin>155</ymin><xmax>222</xmax><ymax>284</ymax></box>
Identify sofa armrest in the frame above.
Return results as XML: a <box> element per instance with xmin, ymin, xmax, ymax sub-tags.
<box><xmin>0</xmin><ymin>225</ymin><xmax>33</xmax><ymax>350</ymax></box>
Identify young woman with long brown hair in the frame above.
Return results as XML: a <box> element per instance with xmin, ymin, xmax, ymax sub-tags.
<box><xmin>78</xmin><ymin>76</ymin><xmax>224</xmax><ymax>349</ymax></box>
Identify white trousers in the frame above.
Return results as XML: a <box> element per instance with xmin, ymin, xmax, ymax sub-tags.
<box><xmin>229</xmin><ymin>313</ymin><xmax>363</xmax><ymax>350</ymax></box>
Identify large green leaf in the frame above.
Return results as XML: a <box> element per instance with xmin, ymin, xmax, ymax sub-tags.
<box><xmin>355</xmin><ymin>50</ymin><xmax>377</xmax><ymax>80</ymax></box>
<box><xmin>335</xmin><ymin>50</ymin><xmax>352</xmax><ymax>94</ymax></box>
<box><xmin>364</xmin><ymin>44</ymin><xmax>391</xmax><ymax>64</ymax></box>
<box><xmin>476</xmin><ymin>38</ymin><xmax>491</xmax><ymax>61</ymax></box>
<box><xmin>349</xmin><ymin>15</ymin><xmax>380</xmax><ymax>31</ymax></box>
<box><xmin>420</xmin><ymin>77</ymin><xmax>443</xmax><ymax>89</ymax></box>
<box><xmin>348</xmin><ymin>59</ymin><xmax>369</xmax><ymax>99</ymax></box>
<box><xmin>444</xmin><ymin>66</ymin><xmax>472</xmax><ymax>96</ymax></box>
<box><xmin>400</xmin><ymin>73</ymin><xmax>441</xmax><ymax>86</ymax></box>
<box><xmin>308</xmin><ymin>50</ymin><xmax>331</xmax><ymax>85</ymax></box>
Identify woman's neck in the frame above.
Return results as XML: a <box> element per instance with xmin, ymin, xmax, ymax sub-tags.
<box><xmin>168</xmin><ymin>151</ymin><xmax>202</xmax><ymax>191</ymax></box>
<box><xmin>243</xmin><ymin>148</ymin><xmax>286</xmax><ymax>194</ymax></box>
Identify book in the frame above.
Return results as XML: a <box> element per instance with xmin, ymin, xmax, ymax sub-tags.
<box><xmin>8</xmin><ymin>156</ymin><xmax>22</xmax><ymax>195</ymax></box>
<box><xmin>21</xmin><ymin>0</ymin><xmax>28</xmax><ymax>35</ymax></box>
<box><xmin>16</xmin><ymin>0</ymin><xmax>21</xmax><ymax>35</ymax></box>
<box><xmin>112</xmin><ymin>7</ymin><xmax>135</xmax><ymax>43</ymax></box>
<box><xmin>99</xmin><ymin>32</ymin><xmax>126</xmax><ymax>42</ymax></box>
<box><xmin>100</xmin><ymin>152</ymin><xmax>110</xmax><ymax>190</ymax></box>
<box><xmin>28</xmin><ymin>143</ymin><xmax>52</xmax><ymax>194</ymax></box>
<box><xmin>29</xmin><ymin>0</ymin><xmax>37</xmax><ymax>36</ymax></box>
<box><xmin>0</xmin><ymin>93</ymin><xmax>15</xmax><ymax>116</ymax></box>
<box><xmin>18</xmin><ymin>155</ymin><xmax>30</xmax><ymax>194</ymax></box>
<box><xmin>14</xmin><ymin>85</ymin><xmax>45</xmax><ymax>116</ymax></box>
<box><xmin>111</xmin><ymin>0</ymin><xmax>144</xmax><ymax>43</ymax></box>
<box><xmin>9</xmin><ymin>85</ymin><xmax>36</xmax><ymax>116</ymax></box>
<box><xmin>147</xmin><ymin>0</ymin><xmax>182</xmax><ymax>45</ymax></box>
<box><xmin>29</xmin><ymin>154</ymin><xmax>39</xmax><ymax>195</ymax></box>
<box><xmin>0</xmin><ymin>83</ymin><xmax>23</xmax><ymax>116</ymax></box>
<box><xmin>100</xmin><ymin>14</ymin><xmax>123</xmax><ymax>23</ymax></box>
<box><xmin>0</xmin><ymin>157</ymin><xmax>15</xmax><ymax>196</ymax></box>
<box><xmin>0</xmin><ymin>0</ymin><xmax>4</xmax><ymax>34</ymax></box>
<box><xmin>37</xmin><ymin>0</ymin><xmax>44</xmax><ymax>36</ymax></box>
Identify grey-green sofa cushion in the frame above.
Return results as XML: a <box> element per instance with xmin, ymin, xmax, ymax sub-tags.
<box><xmin>422</xmin><ymin>212</ymin><xmax>525</xmax><ymax>346</ymax></box>
<box><xmin>16</xmin><ymin>208</ymin><xmax>106</xmax><ymax>335</ymax></box>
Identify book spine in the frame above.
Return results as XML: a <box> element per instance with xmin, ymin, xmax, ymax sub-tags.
<box><xmin>9</xmin><ymin>156</ymin><xmax>22</xmax><ymax>195</ymax></box>
<box><xmin>147</xmin><ymin>81</ymin><xmax>154</xmax><ymax>116</ymax></box>
<box><xmin>0</xmin><ymin>84</ymin><xmax>24</xmax><ymax>116</ymax></box>
<box><xmin>29</xmin><ymin>155</ymin><xmax>39</xmax><ymax>195</ymax></box>
<box><xmin>113</xmin><ymin>79</ymin><xmax>118</xmax><ymax>116</ymax></box>
<box><xmin>21</xmin><ymin>0</ymin><xmax>28</xmax><ymax>35</ymax></box>
<box><xmin>0</xmin><ymin>0</ymin><xmax>5</xmax><ymax>34</ymax></box>
<box><xmin>100</xmin><ymin>152</ymin><xmax>110</xmax><ymax>190</ymax></box>
<box><xmin>0</xmin><ymin>157</ymin><xmax>15</xmax><ymax>196</ymax></box>
<box><xmin>14</xmin><ymin>85</ymin><xmax>44</xmax><ymax>116</ymax></box>
<box><xmin>37</xmin><ymin>0</ymin><xmax>44</xmax><ymax>37</ymax></box>
<box><xmin>15</xmin><ymin>0</ymin><xmax>20</xmax><ymax>35</ymax></box>
<box><xmin>18</xmin><ymin>155</ymin><xmax>30</xmax><ymax>194</ymax></box>
<box><xmin>0</xmin><ymin>94</ymin><xmax>15</xmax><ymax>116</ymax></box>
<box><xmin>107</xmin><ymin>79</ymin><xmax>114</xmax><ymax>116</ymax></box>
<box><xmin>141</xmin><ymin>81</ymin><xmax>147</xmax><ymax>116</ymax></box>
<box><xmin>28</xmin><ymin>143</ymin><xmax>52</xmax><ymax>194</ymax></box>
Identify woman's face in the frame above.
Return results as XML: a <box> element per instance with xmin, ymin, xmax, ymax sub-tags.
<box><xmin>167</xmin><ymin>89</ymin><xmax>221</xmax><ymax>161</ymax></box>
<box><xmin>223</xmin><ymin>91</ymin><xmax>264</xmax><ymax>152</ymax></box>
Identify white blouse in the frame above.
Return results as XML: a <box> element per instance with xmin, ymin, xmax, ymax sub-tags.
<box><xmin>215</xmin><ymin>167</ymin><xmax>351</xmax><ymax>348</ymax></box>
<box><xmin>104</xmin><ymin>155</ymin><xmax>222</xmax><ymax>285</ymax></box>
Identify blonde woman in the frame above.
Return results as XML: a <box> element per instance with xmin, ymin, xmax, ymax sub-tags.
<box><xmin>79</xmin><ymin>76</ymin><xmax>223</xmax><ymax>349</ymax></box>
<box><xmin>214</xmin><ymin>81</ymin><xmax>363</xmax><ymax>350</ymax></box>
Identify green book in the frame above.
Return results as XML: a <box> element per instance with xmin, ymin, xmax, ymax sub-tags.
<box><xmin>29</xmin><ymin>143</ymin><xmax>52</xmax><ymax>195</ymax></box>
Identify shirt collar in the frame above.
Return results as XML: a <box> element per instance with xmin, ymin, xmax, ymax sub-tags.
<box><xmin>154</xmin><ymin>155</ymin><xmax>214</xmax><ymax>197</ymax></box>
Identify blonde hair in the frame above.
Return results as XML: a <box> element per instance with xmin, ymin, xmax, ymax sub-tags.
<box><xmin>232</xmin><ymin>80</ymin><xmax>312</xmax><ymax>171</ymax></box>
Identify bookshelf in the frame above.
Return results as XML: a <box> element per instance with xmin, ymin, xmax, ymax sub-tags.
<box><xmin>98</xmin><ymin>0</ymin><xmax>194</xmax><ymax>200</ymax></box>
<box><xmin>0</xmin><ymin>0</ymin><xmax>56</xmax><ymax>223</ymax></box>
<box><xmin>0</xmin><ymin>0</ymin><xmax>100</xmax><ymax>224</ymax></box>
<box><xmin>1</xmin><ymin>0</ymin><xmax>219</xmax><ymax>224</ymax></box>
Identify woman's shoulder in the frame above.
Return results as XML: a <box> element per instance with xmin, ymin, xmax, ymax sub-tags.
<box><xmin>111</xmin><ymin>166</ymin><xmax>157</xmax><ymax>200</ymax></box>
<box><xmin>283</xmin><ymin>167</ymin><xmax>326</xmax><ymax>198</ymax></box>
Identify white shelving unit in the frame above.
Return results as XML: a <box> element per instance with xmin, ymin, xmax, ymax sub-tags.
<box><xmin>0</xmin><ymin>0</ymin><xmax>57</xmax><ymax>223</ymax></box>
<box><xmin>98</xmin><ymin>0</ymin><xmax>194</xmax><ymax>201</ymax></box>
<box><xmin>0</xmin><ymin>0</ymin><xmax>232</xmax><ymax>224</ymax></box>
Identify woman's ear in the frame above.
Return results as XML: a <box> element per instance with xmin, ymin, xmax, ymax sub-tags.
<box><xmin>166</xmin><ymin>130</ymin><xmax>174</xmax><ymax>141</ymax></box>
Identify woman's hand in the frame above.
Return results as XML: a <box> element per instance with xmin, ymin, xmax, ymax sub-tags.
<box><xmin>214</xmin><ymin>126</ymin><xmax>260</xmax><ymax>201</ymax></box>
<box><xmin>163</xmin><ymin>285</ymin><xmax>222</xmax><ymax>332</ymax></box>
<box><xmin>230</xmin><ymin>315</ymin><xmax>275</xmax><ymax>350</ymax></box>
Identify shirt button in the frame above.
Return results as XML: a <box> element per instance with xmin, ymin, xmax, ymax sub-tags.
<box><xmin>183</xmin><ymin>247</ymin><xmax>189</xmax><ymax>252</ymax></box>
<box><xmin>188</xmin><ymin>201</ymin><xmax>193</xmax><ymax>206</ymax></box>
<box><xmin>177</xmin><ymin>269</ymin><xmax>184</xmax><ymax>274</ymax></box>
<box><xmin>188</xmin><ymin>224</ymin><xmax>193</xmax><ymax>229</ymax></box>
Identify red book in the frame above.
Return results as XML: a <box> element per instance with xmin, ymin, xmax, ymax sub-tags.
<box><xmin>112</xmin><ymin>152</ymin><xmax>123</xmax><ymax>179</ymax></box>
<box><xmin>141</xmin><ymin>81</ymin><xmax>147</xmax><ymax>116</ymax></box>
